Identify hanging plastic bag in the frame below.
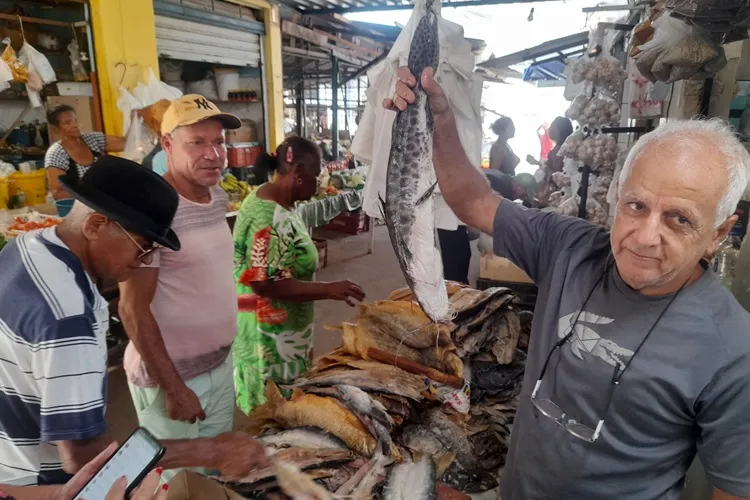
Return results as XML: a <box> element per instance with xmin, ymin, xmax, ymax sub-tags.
<box><xmin>1</xmin><ymin>39</ymin><xmax>29</xmax><ymax>83</ymax></box>
<box><xmin>122</xmin><ymin>114</ymin><xmax>156</xmax><ymax>164</ymax></box>
<box><xmin>0</xmin><ymin>58</ymin><xmax>12</xmax><ymax>92</ymax></box>
<box><xmin>116</xmin><ymin>86</ymin><xmax>141</xmax><ymax>135</ymax></box>
<box><xmin>68</xmin><ymin>27</ymin><xmax>88</xmax><ymax>82</ymax></box>
<box><xmin>19</xmin><ymin>42</ymin><xmax>56</xmax><ymax>84</ymax></box>
<box><xmin>132</xmin><ymin>68</ymin><xmax>182</xmax><ymax>108</ymax></box>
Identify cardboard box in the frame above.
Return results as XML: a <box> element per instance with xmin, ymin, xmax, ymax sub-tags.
<box><xmin>167</xmin><ymin>471</ymin><xmax>244</xmax><ymax>500</ymax></box>
<box><xmin>479</xmin><ymin>254</ymin><xmax>533</xmax><ymax>284</ymax></box>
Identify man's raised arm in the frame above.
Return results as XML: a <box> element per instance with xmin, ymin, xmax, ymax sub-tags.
<box><xmin>384</xmin><ymin>67</ymin><xmax>501</xmax><ymax>235</ymax></box>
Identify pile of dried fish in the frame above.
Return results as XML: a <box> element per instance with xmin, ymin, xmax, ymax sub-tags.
<box><xmin>224</xmin><ymin>282</ymin><xmax>531</xmax><ymax>499</ymax></box>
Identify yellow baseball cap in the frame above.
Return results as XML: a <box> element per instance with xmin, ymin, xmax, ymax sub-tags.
<box><xmin>160</xmin><ymin>94</ymin><xmax>241</xmax><ymax>136</ymax></box>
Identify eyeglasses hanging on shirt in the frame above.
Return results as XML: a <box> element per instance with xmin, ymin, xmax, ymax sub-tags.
<box><xmin>530</xmin><ymin>257</ymin><xmax>688</xmax><ymax>443</ymax></box>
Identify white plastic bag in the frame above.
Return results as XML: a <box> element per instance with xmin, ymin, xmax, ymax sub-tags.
<box><xmin>122</xmin><ymin>114</ymin><xmax>156</xmax><ymax>164</ymax></box>
<box><xmin>132</xmin><ymin>68</ymin><xmax>182</xmax><ymax>108</ymax></box>
<box><xmin>19</xmin><ymin>42</ymin><xmax>56</xmax><ymax>84</ymax></box>
<box><xmin>116</xmin><ymin>86</ymin><xmax>141</xmax><ymax>134</ymax></box>
<box><xmin>0</xmin><ymin>58</ymin><xmax>12</xmax><ymax>92</ymax></box>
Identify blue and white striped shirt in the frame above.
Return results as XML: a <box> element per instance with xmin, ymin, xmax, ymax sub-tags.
<box><xmin>0</xmin><ymin>228</ymin><xmax>108</xmax><ymax>485</ymax></box>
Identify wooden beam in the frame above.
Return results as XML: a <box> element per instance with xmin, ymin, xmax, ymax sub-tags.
<box><xmin>313</xmin><ymin>27</ymin><xmax>382</xmax><ymax>58</ymax></box>
<box><xmin>0</xmin><ymin>12</ymin><xmax>76</xmax><ymax>27</ymax></box>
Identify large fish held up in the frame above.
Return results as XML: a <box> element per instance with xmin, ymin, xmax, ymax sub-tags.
<box><xmin>383</xmin><ymin>0</ymin><xmax>450</xmax><ymax>324</ymax></box>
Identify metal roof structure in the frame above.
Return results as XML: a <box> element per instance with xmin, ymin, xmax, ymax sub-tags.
<box><xmin>477</xmin><ymin>31</ymin><xmax>588</xmax><ymax>81</ymax></box>
<box><xmin>279</xmin><ymin>0</ymin><xmax>552</xmax><ymax>15</ymax></box>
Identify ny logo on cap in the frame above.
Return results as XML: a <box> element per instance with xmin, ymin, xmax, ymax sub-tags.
<box><xmin>194</xmin><ymin>98</ymin><xmax>212</xmax><ymax>110</ymax></box>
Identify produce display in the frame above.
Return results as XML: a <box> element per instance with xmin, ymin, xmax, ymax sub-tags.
<box><xmin>329</xmin><ymin>171</ymin><xmax>366</xmax><ymax>191</ymax></box>
<box><xmin>1</xmin><ymin>213</ymin><xmax>61</xmax><ymax>239</ymax></box>
<box><xmin>227</xmin><ymin>282</ymin><xmax>531</xmax><ymax>499</ymax></box>
<box><xmin>221</xmin><ymin>173</ymin><xmax>255</xmax><ymax>212</ymax></box>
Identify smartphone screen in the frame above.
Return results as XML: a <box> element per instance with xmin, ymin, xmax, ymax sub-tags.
<box><xmin>73</xmin><ymin>428</ymin><xmax>165</xmax><ymax>500</ymax></box>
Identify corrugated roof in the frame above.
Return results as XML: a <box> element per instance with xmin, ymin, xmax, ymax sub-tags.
<box><xmin>281</xmin><ymin>0</ymin><xmax>543</xmax><ymax>15</ymax></box>
<box><xmin>478</xmin><ymin>31</ymin><xmax>589</xmax><ymax>70</ymax></box>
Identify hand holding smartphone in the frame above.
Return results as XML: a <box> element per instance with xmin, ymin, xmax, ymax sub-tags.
<box><xmin>73</xmin><ymin>428</ymin><xmax>165</xmax><ymax>500</ymax></box>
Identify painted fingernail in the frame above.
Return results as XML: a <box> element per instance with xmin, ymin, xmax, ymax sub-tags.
<box><xmin>162</xmin><ymin>484</ymin><xmax>169</xmax><ymax>491</ymax></box>
<box><xmin>156</xmin><ymin>467</ymin><xmax>163</xmax><ymax>475</ymax></box>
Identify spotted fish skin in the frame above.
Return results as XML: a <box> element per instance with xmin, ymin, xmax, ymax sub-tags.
<box><xmin>384</xmin><ymin>0</ymin><xmax>449</xmax><ymax>323</ymax></box>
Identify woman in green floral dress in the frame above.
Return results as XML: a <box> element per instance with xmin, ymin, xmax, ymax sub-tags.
<box><xmin>232</xmin><ymin>137</ymin><xmax>366</xmax><ymax>414</ymax></box>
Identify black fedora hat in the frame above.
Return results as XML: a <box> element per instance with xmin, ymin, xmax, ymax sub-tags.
<box><xmin>60</xmin><ymin>155</ymin><xmax>181</xmax><ymax>251</ymax></box>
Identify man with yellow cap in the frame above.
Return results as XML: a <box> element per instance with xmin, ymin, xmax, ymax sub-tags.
<box><xmin>119</xmin><ymin>95</ymin><xmax>242</xmax><ymax>471</ymax></box>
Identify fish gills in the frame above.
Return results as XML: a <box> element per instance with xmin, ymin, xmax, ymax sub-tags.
<box><xmin>384</xmin><ymin>0</ymin><xmax>449</xmax><ymax>324</ymax></box>
<box><xmin>383</xmin><ymin>455</ymin><xmax>438</xmax><ymax>500</ymax></box>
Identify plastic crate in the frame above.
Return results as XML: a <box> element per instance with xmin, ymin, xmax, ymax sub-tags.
<box><xmin>322</xmin><ymin>209</ymin><xmax>370</xmax><ymax>235</ymax></box>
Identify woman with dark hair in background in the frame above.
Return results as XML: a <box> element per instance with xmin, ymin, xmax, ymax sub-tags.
<box><xmin>489</xmin><ymin>116</ymin><xmax>519</xmax><ymax>175</ymax></box>
<box><xmin>232</xmin><ymin>137</ymin><xmax>366</xmax><ymax>413</ymax></box>
<box><xmin>546</xmin><ymin>116</ymin><xmax>574</xmax><ymax>172</ymax></box>
<box><xmin>44</xmin><ymin>104</ymin><xmax>126</xmax><ymax>199</ymax></box>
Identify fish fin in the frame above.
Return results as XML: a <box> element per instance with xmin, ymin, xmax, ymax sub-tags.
<box><xmin>290</xmin><ymin>388</ymin><xmax>307</xmax><ymax>401</ymax></box>
<box><xmin>323</xmin><ymin>323</ymin><xmax>344</xmax><ymax>331</ymax></box>
<box><xmin>435</xmin><ymin>452</ymin><xmax>456</xmax><ymax>477</ymax></box>
<box><xmin>415</xmin><ymin>181</ymin><xmax>438</xmax><ymax>206</ymax></box>
<box><xmin>377</xmin><ymin>193</ymin><xmax>387</xmax><ymax>220</ymax></box>
<box><xmin>265</xmin><ymin>381</ymin><xmax>286</xmax><ymax>408</ymax></box>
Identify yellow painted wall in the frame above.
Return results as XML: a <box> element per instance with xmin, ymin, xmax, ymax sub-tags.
<box><xmin>89</xmin><ymin>0</ymin><xmax>159</xmax><ymax>137</ymax></box>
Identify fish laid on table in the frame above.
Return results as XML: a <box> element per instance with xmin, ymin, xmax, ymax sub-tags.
<box><xmin>382</xmin><ymin>0</ymin><xmax>449</xmax><ymax>324</ymax></box>
<box><xmin>222</xmin><ymin>447</ymin><xmax>354</xmax><ymax>486</ymax></box>
<box><xmin>359</xmin><ymin>301</ymin><xmax>453</xmax><ymax>349</ymax></box>
<box><xmin>274</xmin><ymin>461</ymin><xmax>334</xmax><ymax>500</ymax></box>
<box><xmin>259</xmin><ymin>427</ymin><xmax>348</xmax><ymax>450</ymax></box>
<box><xmin>247</xmin><ymin>382</ymin><xmax>377</xmax><ymax>457</ymax></box>
<box><xmin>334</xmin><ymin>384</ymin><xmax>401</xmax><ymax>459</ymax></box>
<box><xmin>295</xmin><ymin>366</ymin><xmax>428</xmax><ymax>401</ymax></box>
<box><xmin>383</xmin><ymin>454</ymin><xmax>438</xmax><ymax>500</ymax></box>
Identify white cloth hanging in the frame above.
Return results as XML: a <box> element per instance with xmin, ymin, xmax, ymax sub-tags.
<box><xmin>350</xmin><ymin>0</ymin><xmax>483</xmax><ymax>231</ymax></box>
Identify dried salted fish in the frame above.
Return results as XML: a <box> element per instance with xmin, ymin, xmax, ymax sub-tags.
<box><xmin>359</xmin><ymin>301</ymin><xmax>452</xmax><ymax>349</ymax></box>
<box><xmin>274</xmin><ymin>461</ymin><xmax>333</xmax><ymax>500</ymax></box>
<box><xmin>423</xmin><ymin>409</ymin><xmax>478</xmax><ymax>470</ymax></box>
<box><xmin>221</xmin><ymin>447</ymin><xmax>354</xmax><ymax>486</ymax></box>
<box><xmin>448</xmin><ymin>288</ymin><xmax>488</xmax><ymax>314</ymax></box>
<box><xmin>440</xmin><ymin>462</ymin><xmax>499</xmax><ymax>494</ymax></box>
<box><xmin>345</xmin><ymin>454</ymin><xmax>393</xmax><ymax>499</ymax></box>
<box><xmin>259</xmin><ymin>427</ymin><xmax>347</xmax><ymax>450</ymax></box>
<box><xmin>246</xmin><ymin>383</ymin><xmax>377</xmax><ymax>457</ymax></box>
<box><xmin>383</xmin><ymin>454</ymin><xmax>438</xmax><ymax>500</ymax></box>
<box><xmin>337</xmin><ymin>385</ymin><xmax>400</xmax><ymax>459</ymax></box>
<box><xmin>343</xmin><ymin>321</ymin><xmax>423</xmax><ymax>364</ymax></box>
<box><xmin>490</xmin><ymin>310</ymin><xmax>521</xmax><ymax>365</ymax></box>
<box><xmin>464</xmin><ymin>292</ymin><xmax>515</xmax><ymax>330</ymax></box>
<box><xmin>295</xmin><ymin>366</ymin><xmax>428</xmax><ymax>401</ymax></box>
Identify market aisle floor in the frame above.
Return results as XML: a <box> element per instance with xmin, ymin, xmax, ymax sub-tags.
<box><xmin>107</xmin><ymin>224</ymin><xmax>481</xmax><ymax>440</ymax></box>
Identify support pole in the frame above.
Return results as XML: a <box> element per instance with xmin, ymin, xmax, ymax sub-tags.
<box><xmin>331</xmin><ymin>55</ymin><xmax>340</xmax><ymax>158</ymax></box>
<box><xmin>578</xmin><ymin>165</ymin><xmax>590</xmax><ymax>219</ymax></box>
<box><xmin>295</xmin><ymin>80</ymin><xmax>304</xmax><ymax>136</ymax></box>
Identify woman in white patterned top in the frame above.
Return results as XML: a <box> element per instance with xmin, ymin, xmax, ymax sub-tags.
<box><xmin>44</xmin><ymin>104</ymin><xmax>126</xmax><ymax>200</ymax></box>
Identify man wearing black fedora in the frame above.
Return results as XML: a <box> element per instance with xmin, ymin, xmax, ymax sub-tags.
<box><xmin>0</xmin><ymin>155</ymin><xmax>266</xmax><ymax>489</ymax></box>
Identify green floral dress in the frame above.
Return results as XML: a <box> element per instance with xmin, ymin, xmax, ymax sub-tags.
<box><xmin>232</xmin><ymin>191</ymin><xmax>319</xmax><ymax>414</ymax></box>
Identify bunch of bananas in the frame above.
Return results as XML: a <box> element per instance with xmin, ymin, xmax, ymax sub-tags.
<box><xmin>221</xmin><ymin>174</ymin><xmax>254</xmax><ymax>212</ymax></box>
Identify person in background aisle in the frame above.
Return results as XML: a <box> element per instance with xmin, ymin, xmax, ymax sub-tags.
<box><xmin>441</xmin><ymin>171</ymin><xmax>537</xmax><ymax>285</ymax></box>
<box><xmin>118</xmin><ymin>95</ymin><xmax>252</xmax><ymax>478</ymax></box>
<box><xmin>528</xmin><ymin>116</ymin><xmax>575</xmax><ymax>206</ymax></box>
<box><xmin>232</xmin><ymin>137</ymin><xmax>366</xmax><ymax>414</ymax></box>
<box><xmin>387</xmin><ymin>66</ymin><xmax>750</xmax><ymax>500</ymax></box>
<box><xmin>489</xmin><ymin>116</ymin><xmax>519</xmax><ymax>175</ymax></box>
<box><xmin>44</xmin><ymin>104</ymin><xmax>126</xmax><ymax>200</ymax></box>
<box><xmin>0</xmin><ymin>156</ymin><xmax>267</xmax><ymax>488</ymax></box>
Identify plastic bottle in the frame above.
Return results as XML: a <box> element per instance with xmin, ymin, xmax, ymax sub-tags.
<box><xmin>713</xmin><ymin>223</ymin><xmax>743</xmax><ymax>290</ymax></box>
